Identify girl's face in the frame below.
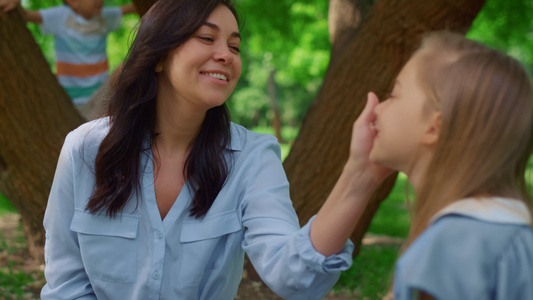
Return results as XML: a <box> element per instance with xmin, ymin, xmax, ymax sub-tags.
<box><xmin>156</xmin><ymin>4</ymin><xmax>242</xmax><ymax>113</ymax></box>
<box><xmin>370</xmin><ymin>54</ymin><xmax>438</xmax><ymax>174</ymax></box>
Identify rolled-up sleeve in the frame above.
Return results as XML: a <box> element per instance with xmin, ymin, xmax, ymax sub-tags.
<box><xmin>239</xmin><ymin>135</ymin><xmax>353</xmax><ymax>300</ymax></box>
<box><xmin>41</xmin><ymin>132</ymin><xmax>97</xmax><ymax>299</ymax></box>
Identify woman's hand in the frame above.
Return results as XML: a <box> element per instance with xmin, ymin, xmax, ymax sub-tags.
<box><xmin>347</xmin><ymin>92</ymin><xmax>393</xmax><ymax>187</ymax></box>
<box><xmin>310</xmin><ymin>92</ymin><xmax>393</xmax><ymax>256</ymax></box>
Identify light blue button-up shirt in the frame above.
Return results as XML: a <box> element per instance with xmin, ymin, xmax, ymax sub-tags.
<box><xmin>41</xmin><ymin>118</ymin><xmax>354</xmax><ymax>300</ymax></box>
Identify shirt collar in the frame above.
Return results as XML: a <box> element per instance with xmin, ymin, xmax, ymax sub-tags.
<box><xmin>227</xmin><ymin>123</ymin><xmax>242</xmax><ymax>151</ymax></box>
<box><xmin>430</xmin><ymin>197</ymin><xmax>532</xmax><ymax>225</ymax></box>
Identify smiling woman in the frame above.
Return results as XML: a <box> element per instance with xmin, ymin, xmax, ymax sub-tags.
<box><xmin>40</xmin><ymin>0</ymin><xmax>363</xmax><ymax>299</ymax></box>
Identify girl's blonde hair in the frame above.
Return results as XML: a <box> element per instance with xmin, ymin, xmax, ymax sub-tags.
<box><xmin>406</xmin><ymin>31</ymin><xmax>533</xmax><ymax>248</ymax></box>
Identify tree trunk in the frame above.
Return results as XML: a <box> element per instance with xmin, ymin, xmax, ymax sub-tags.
<box><xmin>267</xmin><ymin>70</ymin><xmax>284</xmax><ymax>143</ymax></box>
<box><xmin>284</xmin><ymin>0</ymin><xmax>486</xmax><ymax>256</ymax></box>
<box><xmin>0</xmin><ymin>9</ymin><xmax>84</xmax><ymax>261</ymax></box>
<box><xmin>133</xmin><ymin>0</ymin><xmax>157</xmax><ymax>16</ymax></box>
<box><xmin>328</xmin><ymin>0</ymin><xmax>373</xmax><ymax>48</ymax></box>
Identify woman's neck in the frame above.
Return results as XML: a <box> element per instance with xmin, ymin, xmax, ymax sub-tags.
<box><xmin>154</xmin><ymin>96</ymin><xmax>206</xmax><ymax>154</ymax></box>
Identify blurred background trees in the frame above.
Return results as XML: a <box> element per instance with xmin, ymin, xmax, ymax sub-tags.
<box><xmin>24</xmin><ymin>0</ymin><xmax>533</xmax><ymax>134</ymax></box>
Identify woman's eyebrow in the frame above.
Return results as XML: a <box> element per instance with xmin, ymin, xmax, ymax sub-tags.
<box><xmin>203</xmin><ymin>21</ymin><xmax>241</xmax><ymax>40</ymax></box>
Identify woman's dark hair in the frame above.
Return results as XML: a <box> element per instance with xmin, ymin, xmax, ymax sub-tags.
<box><xmin>86</xmin><ymin>0</ymin><xmax>239</xmax><ymax>218</ymax></box>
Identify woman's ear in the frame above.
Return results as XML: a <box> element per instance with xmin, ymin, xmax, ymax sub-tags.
<box><xmin>421</xmin><ymin>112</ymin><xmax>441</xmax><ymax>146</ymax></box>
<box><xmin>154</xmin><ymin>63</ymin><xmax>163</xmax><ymax>72</ymax></box>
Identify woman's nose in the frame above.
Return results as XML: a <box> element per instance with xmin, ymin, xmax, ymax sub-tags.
<box><xmin>213</xmin><ymin>46</ymin><xmax>233</xmax><ymax>65</ymax></box>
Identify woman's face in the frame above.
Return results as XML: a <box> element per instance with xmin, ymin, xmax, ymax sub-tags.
<box><xmin>156</xmin><ymin>4</ymin><xmax>242</xmax><ymax>112</ymax></box>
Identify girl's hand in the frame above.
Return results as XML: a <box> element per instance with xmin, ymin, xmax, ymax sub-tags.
<box><xmin>347</xmin><ymin>92</ymin><xmax>393</xmax><ymax>185</ymax></box>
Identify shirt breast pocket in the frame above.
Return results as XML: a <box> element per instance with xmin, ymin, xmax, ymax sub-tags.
<box><xmin>70</xmin><ymin>209</ymin><xmax>139</xmax><ymax>283</ymax></box>
<box><xmin>179</xmin><ymin>210</ymin><xmax>243</xmax><ymax>288</ymax></box>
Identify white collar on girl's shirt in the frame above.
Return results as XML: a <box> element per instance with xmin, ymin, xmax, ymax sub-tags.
<box><xmin>430</xmin><ymin>197</ymin><xmax>532</xmax><ymax>225</ymax></box>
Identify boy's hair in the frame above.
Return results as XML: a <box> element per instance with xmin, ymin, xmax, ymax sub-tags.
<box><xmin>407</xmin><ymin>31</ymin><xmax>533</xmax><ymax>247</ymax></box>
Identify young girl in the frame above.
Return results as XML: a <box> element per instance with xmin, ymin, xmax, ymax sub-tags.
<box><xmin>368</xmin><ymin>31</ymin><xmax>533</xmax><ymax>299</ymax></box>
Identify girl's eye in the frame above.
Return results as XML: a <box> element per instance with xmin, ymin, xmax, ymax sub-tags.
<box><xmin>230</xmin><ymin>46</ymin><xmax>241</xmax><ymax>53</ymax></box>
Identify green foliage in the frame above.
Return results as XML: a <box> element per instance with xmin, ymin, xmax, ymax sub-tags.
<box><xmin>231</xmin><ymin>0</ymin><xmax>330</xmax><ymax>128</ymax></box>
<box><xmin>367</xmin><ymin>173</ymin><xmax>411</xmax><ymax>238</ymax></box>
<box><xmin>467</xmin><ymin>0</ymin><xmax>533</xmax><ymax>68</ymax></box>
<box><xmin>528</xmin><ymin>156</ymin><xmax>533</xmax><ymax>196</ymax></box>
<box><xmin>0</xmin><ymin>192</ymin><xmax>16</xmax><ymax>215</ymax></box>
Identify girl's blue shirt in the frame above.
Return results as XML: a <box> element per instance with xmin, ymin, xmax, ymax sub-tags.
<box><xmin>40</xmin><ymin>118</ymin><xmax>354</xmax><ymax>300</ymax></box>
<box><xmin>394</xmin><ymin>198</ymin><xmax>533</xmax><ymax>300</ymax></box>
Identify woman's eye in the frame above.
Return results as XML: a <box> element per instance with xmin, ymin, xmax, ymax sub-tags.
<box><xmin>230</xmin><ymin>46</ymin><xmax>240</xmax><ymax>53</ymax></box>
<box><xmin>198</xmin><ymin>36</ymin><xmax>214</xmax><ymax>42</ymax></box>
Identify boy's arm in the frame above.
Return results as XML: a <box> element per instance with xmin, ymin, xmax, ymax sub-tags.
<box><xmin>24</xmin><ymin>10</ymin><xmax>42</xmax><ymax>23</ymax></box>
<box><xmin>120</xmin><ymin>3</ymin><xmax>137</xmax><ymax>16</ymax></box>
<box><xmin>0</xmin><ymin>0</ymin><xmax>17</xmax><ymax>12</ymax></box>
<box><xmin>0</xmin><ymin>0</ymin><xmax>42</xmax><ymax>24</ymax></box>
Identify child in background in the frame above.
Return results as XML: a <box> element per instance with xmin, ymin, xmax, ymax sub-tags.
<box><xmin>0</xmin><ymin>0</ymin><xmax>137</xmax><ymax>119</ymax></box>
<box><xmin>365</xmin><ymin>31</ymin><xmax>533</xmax><ymax>299</ymax></box>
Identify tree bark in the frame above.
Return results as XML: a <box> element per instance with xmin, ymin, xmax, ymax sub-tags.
<box><xmin>0</xmin><ymin>9</ymin><xmax>83</xmax><ymax>261</ymax></box>
<box><xmin>267</xmin><ymin>70</ymin><xmax>284</xmax><ymax>143</ymax></box>
<box><xmin>328</xmin><ymin>0</ymin><xmax>373</xmax><ymax>48</ymax></box>
<box><xmin>284</xmin><ymin>0</ymin><xmax>486</xmax><ymax>256</ymax></box>
<box><xmin>132</xmin><ymin>0</ymin><xmax>157</xmax><ymax>16</ymax></box>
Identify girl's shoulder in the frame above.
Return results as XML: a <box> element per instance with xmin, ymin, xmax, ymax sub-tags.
<box><xmin>395</xmin><ymin>216</ymin><xmax>533</xmax><ymax>299</ymax></box>
<box><xmin>426</xmin><ymin>215</ymin><xmax>533</xmax><ymax>260</ymax></box>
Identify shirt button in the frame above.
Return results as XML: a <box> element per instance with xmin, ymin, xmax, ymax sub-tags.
<box><xmin>155</xmin><ymin>231</ymin><xmax>163</xmax><ymax>239</ymax></box>
<box><xmin>152</xmin><ymin>272</ymin><xmax>160</xmax><ymax>280</ymax></box>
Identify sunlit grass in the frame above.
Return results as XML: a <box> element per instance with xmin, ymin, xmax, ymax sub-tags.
<box><xmin>334</xmin><ymin>244</ymin><xmax>399</xmax><ymax>299</ymax></box>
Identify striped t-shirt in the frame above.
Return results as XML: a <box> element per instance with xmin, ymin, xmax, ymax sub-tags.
<box><xmin>40</xmin><ymin>5</ymin><xmax>122</xmax><ymax>105</ymax></box>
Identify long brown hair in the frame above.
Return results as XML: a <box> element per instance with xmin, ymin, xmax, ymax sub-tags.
<box><xmin>406</xmin><ymin>31</ymin><xmax>533</xmax><ymax>248</ymax></box>
<box><xmin>86</xmin><ymin>0</ymin><xmax>240</xmax><ymax>218</ymax></box>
